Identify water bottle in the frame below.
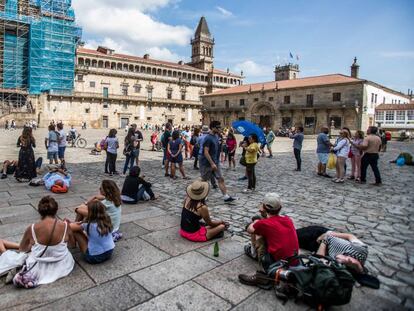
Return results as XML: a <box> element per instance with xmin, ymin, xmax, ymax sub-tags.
<box><xmin>213</xmin><ymin>241</ymin><xmax>219</xmax><ymax>257</ymax></box>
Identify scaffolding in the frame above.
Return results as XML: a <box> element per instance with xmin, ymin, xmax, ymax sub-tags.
<box><xmin>0</xmin><ymin>0</ymin><xmax>81</xmax><ymax>112</ymax></box>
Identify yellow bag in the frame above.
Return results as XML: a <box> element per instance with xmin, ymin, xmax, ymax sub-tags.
<box><xmin>327</xmin><ymin>153</ymin><xmax>336</xmax><ymax>170</ymax></box>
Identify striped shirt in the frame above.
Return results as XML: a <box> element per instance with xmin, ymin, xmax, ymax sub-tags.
<box><xmin>326</xmin><ymin>235</ymin><xmax>368</xmax><ymax>265</ymax></box>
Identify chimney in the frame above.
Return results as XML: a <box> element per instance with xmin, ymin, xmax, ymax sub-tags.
<box><xmin>351</xmin><ymin>57</ymin><xmax>360</xmax><ymax>78</ymax></box>
<box><xmin>143</xmin><ymin>54</ymin><xmax>150</xmax><ymax>60</ymax></box>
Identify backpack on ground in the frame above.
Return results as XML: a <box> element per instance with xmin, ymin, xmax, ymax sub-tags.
<box><xmin>267</xmin><ymin>254</ymin><xmax>355</xmax><ymax>310</ymax></box>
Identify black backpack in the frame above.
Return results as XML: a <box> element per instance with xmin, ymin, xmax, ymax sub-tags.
<box><xmin>267</xmin><ymin>254</ymin><xmax>355</xmax><ymax>309</ymax></box>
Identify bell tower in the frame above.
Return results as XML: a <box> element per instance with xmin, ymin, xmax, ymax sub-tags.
<box><xmin>190</xmin><ymin>17</ymin><xmax>214</xmax><ymax>71</ymax></box>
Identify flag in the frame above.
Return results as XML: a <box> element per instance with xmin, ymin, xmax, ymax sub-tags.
<box><xmin>289</xmin><ymin>52</ymin><xmax>293</xmax><ymax>58</ymax></box>
<box><xmin>296</xmin><ymin>54</ymin><xmax>300</xmax><ymax>61</ymax></box>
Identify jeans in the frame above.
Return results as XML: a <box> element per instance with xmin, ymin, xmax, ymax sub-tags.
<box><xmin>106</xmin><ymin>152</ymin><xmax>117</xmax><ymax>173</ymax></box>
<box><xmin>361</xmin><ymin>153</ymin><xmax>382</xmax><ymax>183</ymax></box>
<box><xmin>294</xmin><ymin>148</ymin><xmax>301</xmax><ymax>170</ymax></box>
<box><xmin>246</xmin><ymin>163</ymin><xmax>256</xmax><ymax>189</ymax></box>
<box><xmin>123</xmin><ymin>151</ymin><xmax>137</xmax><ymax>174</ymax></box>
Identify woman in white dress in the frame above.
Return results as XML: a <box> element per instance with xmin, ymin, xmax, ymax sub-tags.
<box><xmin>14</xmin><ymin>196</ymin><xmax>74</xmax><ymax>287</ymax></box>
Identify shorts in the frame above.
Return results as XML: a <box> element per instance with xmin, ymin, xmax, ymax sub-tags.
<box><xmin>200</xmin><ymin>163</ymin><xmax>223</xmax><ymax>181</ymax></box>
<box><xmin>47</xmin><ymin>151</ymin><xmax>58</xmax><ymax>160</ymax></box>
<box><xmin>317</xmin><ymin>153</ymin><xmax>329</xmax><ymax>164</ymax></box>
<box><xmin>6</xmin><ymin>165</ymin><xmax>16</xmax><ymax>175</ymax></box>
<box><xmin>84</xmin><ymin>248</ymin><xmax>113</xmax><ymax>264</ymax></box>
<box><xmin>179</xmin><ymin>227</ymin><xmax>207</xmax><ymax>242</ymax></box>
<box><xmin>58</xmin><ymin>146</ymin><xmax>66</xmax><ymax>159</ymax></box>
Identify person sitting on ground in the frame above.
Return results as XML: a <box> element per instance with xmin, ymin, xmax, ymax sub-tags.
<box><xmin>121</xmin><ymin>166</ymin><xmax>156</xmax><ymax>204</ymax></box>
<box><xmin>180</xmin><ymin>180</ymin><xmax>228</xmax><ymax>242</ymax></box>
<box><xmin>0</xmin><ymin>239</ymin><xmax>19</xmax><ymax>254</ymax></box>
<box><xmin>14</xmin><ymin>196</ymin><xmax>74</xmax><ymax>288</ymax></box>
<box><xmin>296</xmin><ymin>225</ymin><xmax>369</xmax><ymax>274</ymax></box>
<box><xmin>43</xmin><ymin>167</ymin><xmax>71</xmax><ymax>193</ymax></box>
<box><xmin>239</xmin><ymin>193</ymin><xmax>299</xmax><ymax>287</ymax></box>
<box><xmin>390</xmin><ymin>152</ymin><xmax>414</xmax><ymax>166</ymax></box>
<box><xmin>1</xmin><ymin>160</ymin><xmax>17</xmax><ymax>179</ymax></box>
<box><xmin>74</xmin><ymin>180</ymin><xmax>122</xmax><ymax>242</ymax></box>
<box><xmin>69</xmin><ymin>200</ymin><xmax>115</xmax><ymax>264</ymax></box>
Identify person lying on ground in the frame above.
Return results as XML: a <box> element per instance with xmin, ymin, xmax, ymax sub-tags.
<box><xmin>121</xmin><ymin>166</ymin><xmax>157</xmax><ymax>204</ymax></box>
<box><xmin>43</xmin><ymin>167</ymin><xmax>71</xmax><ymax>193</ymax></box>
<box><xmin>69</xmin><ymin>200</ymin><xmax>115</xmax><ymax>264</ymax></box>
<box><xmin>1</xmin><ymin>160</ymin><xmax>17</xmax><ymax>179</ymax></box>
<box><xmin>74</xmin><ymin>180</ymin><xmax>122</xmax><ymax>242</ymax></box>
<box><xmin>14</xmin><ymin>196</ymin><xmax>74</xmax><ymax>288</ymax></box>
<box><xmin>239</xmin><ymin>193</ymin><xmax>299</xmax><ymax>288</ymax></box>
<box><xmin>180</xmin><ymin>180</ymin><xmax>228</xmax><ymax>242</ymax></box>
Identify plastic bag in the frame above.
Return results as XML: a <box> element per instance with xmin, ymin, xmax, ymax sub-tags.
<box><xmin>327</xmin><ymin>153</ymin><xmax>336</xmax><ymax>170</ymax></box>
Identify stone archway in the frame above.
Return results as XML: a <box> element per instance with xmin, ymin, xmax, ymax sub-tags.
<box><xmin>249</xmin><ymin>101</ymin><xmax>277</xmax><ymax>129</ymax></box>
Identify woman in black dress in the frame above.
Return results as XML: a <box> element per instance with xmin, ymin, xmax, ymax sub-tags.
<box><xmin>15</xmin><ymin>127</ymin><xmax>37</xmax><ymax>182</ymax></box>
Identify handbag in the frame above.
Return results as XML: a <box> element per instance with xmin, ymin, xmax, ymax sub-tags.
<box><xmin>13</xmin><ymin>219</ymin><xmax>58</xmax><ymax>289</ymax></box>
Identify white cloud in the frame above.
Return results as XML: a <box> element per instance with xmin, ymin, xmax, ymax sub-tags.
<box><xmin>379</xmin><ymin>51</ymin><xmax>414</xmax><ymax>58</ymax></box>
<box><xmin>72</xmin><ymin>0</ymin><xmax>191</xmax><ymax>60</ymax></box>
<box><xmin>216</xmin><ymin>6</ymin><xmax>233</xmax><ymax>18</ymax></box>
<box><xmin>234</xmin><ymin>60</ymin><xmax>269</xmax><ymax>77</ymax></box>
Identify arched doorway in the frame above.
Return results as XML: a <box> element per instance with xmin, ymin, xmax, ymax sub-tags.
<box><xmin>249</xmin><ymin>102</ymin><xmax>276</xmax><ymax>128</ymax></box>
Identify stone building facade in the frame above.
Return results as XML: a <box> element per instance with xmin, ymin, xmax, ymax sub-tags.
<box><xmin>202</xmin><ymin>59</ymin><xmax>410</xmax><ymax>134</ymax></box>
<box><xmin>26</xmin><ymin>17</ymin><xmax>242</xmax><ymax>128</ymax></box>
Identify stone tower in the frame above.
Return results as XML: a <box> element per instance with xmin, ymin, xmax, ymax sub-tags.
<box><xmin>274</xmin><ymin>63</ymin><xmax>300</xmax><ymax>81</ymax></box>
<box><xmin>190</xmin><ymin>17</ymin><xmax>214</xmax><ymax>71</ymax></box>
<box><xmin>351</xmin><ymin>57</ymin><xmax>359</xmax><ymax>78</ymax></box>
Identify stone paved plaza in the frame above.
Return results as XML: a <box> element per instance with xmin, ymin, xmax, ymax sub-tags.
<box><xmin>0</xmin><ymin>128</ymin><xmax>413</xmax><ymax>310</ymax></box>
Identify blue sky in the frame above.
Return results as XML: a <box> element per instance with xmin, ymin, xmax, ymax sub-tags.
<box><xmin>73</xmin><ymin>0</ymin><xmax>413</xmax><ymax>93</ymax></box>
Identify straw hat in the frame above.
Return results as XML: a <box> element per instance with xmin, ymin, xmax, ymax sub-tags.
<box><xmin>186</xmin><ymin>180</ymin><xmax>210</xmax><ymax>201</ymax></box>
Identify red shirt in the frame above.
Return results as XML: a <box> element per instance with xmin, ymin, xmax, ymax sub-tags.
<box><xmin>253</xmin><ymin>215</ymin><xmax>299</xmax><ymax>261</ymax></box>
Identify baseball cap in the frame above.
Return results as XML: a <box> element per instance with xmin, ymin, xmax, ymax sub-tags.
<box><xmin>263</xmin><ymin>193</ymin><xmax>282</xmax><ymax>212</ymax></box>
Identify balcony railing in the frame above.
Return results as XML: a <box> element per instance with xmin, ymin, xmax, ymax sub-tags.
<box><xmin>278</xmin><ymin>101</ymin><xmax>357</xmax><ymax>110</ymax></box>
<box><xmin>51</xmin><ymin>91</ymin><xmax>202</xmax><ymax>106</ymax></box>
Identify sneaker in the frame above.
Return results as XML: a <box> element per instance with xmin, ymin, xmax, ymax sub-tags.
<box><xmin>238</xmin><ymin>271</ymin><xmax>272</xmax><ymax>290</ymax></box>
<box><xmin>238</xmin><ymin>176</ymin><xmax>248</xmax><ymax>181</ymax></box>
<box><xmin>224</xmin><ymin>196</ymin><xmax>236</xmax><ymax>203</ymax></box>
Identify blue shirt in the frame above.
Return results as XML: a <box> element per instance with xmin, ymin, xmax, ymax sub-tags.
<box><xmin>82</xmin><ymin>222</ymin><xmax>115</xmax><ymax>256</ymax></box>
<box><xmin>199</xmin><ymin>134</ymin><xmax>219</xmax><ymax>166</ymax></box>
<box><xmin>317</xmin><ymin>133</ymin><xmax>331</xmax><ymax>153</ymax></box>
<box><xmin>102</xmin><ymin>199</ymin><xmax>121</xmax><ymax>232</ymax></box>
<box><xmin>290</xmin><ymin>133</ymin><xmax>304</xmax><ymax>150</ymax></box>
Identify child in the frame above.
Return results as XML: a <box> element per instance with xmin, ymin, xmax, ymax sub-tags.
<box><xmin>70</xmin><ymin>201</ymin><xmax>115</xmax><ymax>264</ymax></box>
<box><xmin>121</xmin><ymin>166</ymin><xmax>156</xmax><ymax>204</ymax></box>
<box><xmin>104</xmin><ymin>129</ymin><xmax>119</xmax><ymax>175</ymax></box>
<box><xmin>167</xmin><ymin>130</ymin><xmax>189</xmax><ymax>180</ymax></box>
<box><xmin>75</xmin><ymin>180</ymin><xmax>122</xmax><ymax>242</ymax></box>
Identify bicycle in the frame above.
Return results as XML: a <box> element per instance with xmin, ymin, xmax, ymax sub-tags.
<box><xmin>67</xmin><ymin>133</ymin><xmax>87</xmax><ymax>148</ymax></box>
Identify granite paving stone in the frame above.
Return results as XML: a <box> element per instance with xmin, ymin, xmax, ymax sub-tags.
<box><xmin>194</xmin><ymin>255</ymin><xmax>260</xmax><ymax>305</ymax></box>
<box><xmin>129</xmin><ymin>281</ymin><xmax>232</xmax><ymax>311</ymax></box>
<box><xmin>74</xmin><ymin>237</ymin><xmax>170</xmax><ymax>284</ymax></box>
<box><xmin>129</xmin><ymin>251</ymin><xmax>219</xmax><ymax>295</ymax></box>
<box><xmin>140</xmin><ymin>226</ymin><xmax>215</xmax><ymax>256</ymax></box>
<box><xmin>34</xmin><ymin>276</ymin><xmax>152</xmax><ymax>311</ymax></box>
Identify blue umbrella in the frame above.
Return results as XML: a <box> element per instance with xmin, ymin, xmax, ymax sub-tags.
<box><xmin>232</xmin><ymin>120</ymin><xmax>266</xmax><ymax>144</ymax></box>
